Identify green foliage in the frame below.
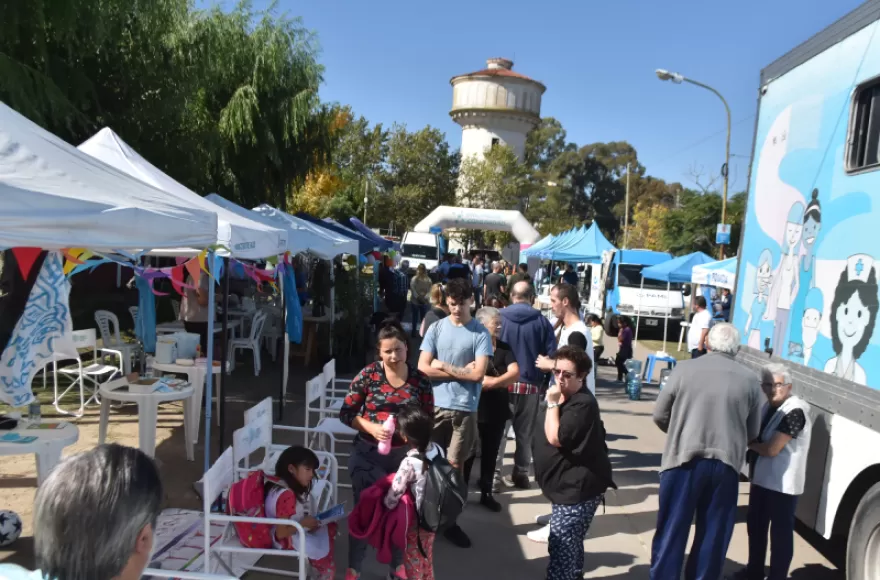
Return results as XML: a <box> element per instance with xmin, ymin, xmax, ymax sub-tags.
<box><xmin>660</xmin><ymin>190</ymin><xmax>747</xmax><ymax>255</ymax></box>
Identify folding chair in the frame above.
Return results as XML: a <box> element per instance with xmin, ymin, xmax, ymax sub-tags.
<box><xmin>51</xmin><ymin>329</ymin><xmax>123</xmax><ymax>417</ymax></box>
<box><xmin>232</xmin><ymin>413</ymin><xmax>338</xmax><ymax>508</ymax></box>
<box><xmin>202</xmin><ymin>447</ymin><xmax>309</xmax><ymax>578</ymax></box>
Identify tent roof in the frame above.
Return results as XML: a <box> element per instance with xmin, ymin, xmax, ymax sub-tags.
<box><xmin>524</xmin><ymin>226</ymin><xmax>586</xmax><ymax>258</ymax></box>
<box><xmin>691</xmin><ymin>256</ymin><xmax>738</xmax><ymax>289</ymax></box>
<box><xmin>346</xmin><ymin>217</ymin><xmax>394</xmax><ymax>251</ymax></box>
<box><xmin>549</xmin><ymin>224</ymin><xmax>616</xmax><ymax>262</ymax></box>
<box><xmin>0</xmin><ymin>103</ymin><xmax>217</xmax><ymax>251</ymax></box>
<box><xmin>239</xmin><ymin>201</ymin><xmax>359</xmax><ymax>258</ymax></box>
<box><xmin>295</xmin><ymin>213</ymin><xmax>375</xmax><ymax>254</ymax></box>
<box><xmin>79</xmin><ymin>128</ymin><xmax>285</xmax><ymax>259</ymax></box>
<box><xmin>641</xmin><ymin>251</ymin><xmax>715</xmax><ymax>283</ymax></box>
<box><xmin>522</xmin><ymin>233</ymin><xmax>554</xmax><ymax>256</ymax></box>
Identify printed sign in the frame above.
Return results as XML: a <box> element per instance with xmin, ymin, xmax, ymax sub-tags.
<box><xmin>716</xmin><ymin>224</ymin><xmax>731</xmax><ymax>245</ymax></box>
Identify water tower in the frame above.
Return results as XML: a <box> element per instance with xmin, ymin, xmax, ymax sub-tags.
<box><xmin>450</xmin><ymin>57</ymin><xmax>545</xmax><ymax>163</ymax></box>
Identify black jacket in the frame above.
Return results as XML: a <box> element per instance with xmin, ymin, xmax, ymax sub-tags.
<box><xmin>533</xmin><ymin>388</ymin><xmax>615</xmax><ymax>504</ymax></box>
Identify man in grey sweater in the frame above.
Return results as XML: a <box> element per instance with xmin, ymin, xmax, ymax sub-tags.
<box><xmin>650</xmin><ymin>323</ymin><xmax>763</xmax><ymax>580</ymax></box>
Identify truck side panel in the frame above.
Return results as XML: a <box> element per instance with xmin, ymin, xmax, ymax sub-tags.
<box><xmin>733</xmin><ymin>18</ymin><xmax>880</xmax><ymax>538</ymax></box>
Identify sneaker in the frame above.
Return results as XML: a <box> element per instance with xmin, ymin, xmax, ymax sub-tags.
<box><xmin>503</xmin><ymin>473</ymin><xmax>531</xmax><ymax>489</ymax></box>
<box><xmin>526</xmin><ymin>524</ymin><xmax>550</xmax><ymax>544</ymax></box>
<box><xmin>480</xmin><ymin>492</ymin><xmax>502</xmax><ymax>512</ymax></box>
<box><xmin>443</xmin><ymin>524</ymin><xmax>472</xmax><ymax>548</ymax></box>
<box><xmin>535</xmin><ymin>513</ymin><xmax>551</xmax><ymax>525</ymax></box>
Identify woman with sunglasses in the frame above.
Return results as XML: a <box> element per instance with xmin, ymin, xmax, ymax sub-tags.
<box><xmin>533</xmin><ymin>346</ymin><xmax>616</xmax><ymax>580</ymax></box>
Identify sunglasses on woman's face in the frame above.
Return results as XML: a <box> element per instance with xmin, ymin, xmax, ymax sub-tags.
<box><xmin>552</xmin><ymin>368</ymin><xmax>579</xmax><ymax>381</ymax></box>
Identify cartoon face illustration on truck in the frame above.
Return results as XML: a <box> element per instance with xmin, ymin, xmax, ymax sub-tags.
<box><xmin>788</xmin><ymin>189</ymin><xmax>822</xmax><ymax>357</ymax></box>
<box><xmin>746</xmin><ymin>249</ymin><xmax>774</xmax><ymax>349</ymax></box>
<box><xmin>823</xmin><ymin>254</ymin><xmax>879</xmax><ymax>385</ymax></box>
<box><xmin>797</xmin><ymin>286</ymin><xmax>824</xmax><ymax>369</ymax></box>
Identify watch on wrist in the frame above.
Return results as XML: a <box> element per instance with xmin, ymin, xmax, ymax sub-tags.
<box><xmin>547</xmin><ymin>402</ymin><xmax>561</xmax><ymax>409</ymax></box>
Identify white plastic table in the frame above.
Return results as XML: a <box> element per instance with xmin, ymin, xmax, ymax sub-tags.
<box><xmin>98</xmin><ymin>380</ymin><xmax>195</xmax><ymax>461</ymax></box>
<box><xmin>0</xmin><ymin>421</ymin><xmax>79</xmax><ymax>485</ymax></box>
<box><xmin>152</xmin><ymin>361</ymin><xmax>223</xmax><ymax>447</ymax></box>
<box><xmin>156</xmin><ymin>320</ymin><xmax>240</xmax><ymax>337</ymax></box>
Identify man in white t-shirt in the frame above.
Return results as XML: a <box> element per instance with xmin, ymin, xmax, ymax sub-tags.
<box><xmin>688</xmin><ymin>295</ymin><xmax>712</xmax><ymax>359</ymax></box>
<box><xmin>538</xmin><ymin>283</ymin><xmax>595</xmax><ymax>394</ymax></box>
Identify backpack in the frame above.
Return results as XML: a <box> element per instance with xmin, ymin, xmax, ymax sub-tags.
<box><xmin>417</xmin><ymin>453</ymin><xmax>468</xmax><ymax>534</ymax></box>
<box><xmin>226</xmin><ymin>470</ymin><xmax>284</xmax><ymax>549</ymax></box>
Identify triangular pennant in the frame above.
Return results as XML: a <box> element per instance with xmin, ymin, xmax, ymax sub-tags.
<box><xmin>170</xmin><ymin>265</ymin><xmax>186</xmax><ymax>296</ymax></box>
<box><xmin>149</xmin><ymin>279</ymin><xmax>169</xmax><ymax>296</ymax></box>
<box><xmin>184</xmin><ymin>258</ymin><xmax>201</xmax><ymax>286</ymax></box>
<box><xmin>12</xmin><ymin>247</ymin><xmax>43</xmax><ymax>280</ymax></box>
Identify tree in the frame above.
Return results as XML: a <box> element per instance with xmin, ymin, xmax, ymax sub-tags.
<box><xmin>660</xmin><ymin>190</ymin><xmax>748</xmax><ymax>255</ymax></box>
<box><xmin>624</xmin><ymin>201</ymin><xmax>669</xmax><ymax>250</ymax></box>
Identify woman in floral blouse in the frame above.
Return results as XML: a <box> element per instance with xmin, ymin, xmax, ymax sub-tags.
<box><xmin>340</xmin><ymin>319</ymin><xmax>434</xmax><ymax>580</ymax></box>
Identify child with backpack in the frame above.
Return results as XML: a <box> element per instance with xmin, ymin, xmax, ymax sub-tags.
<box><xmin>383</xmin><ymin>406</ymin><xmax>445</xmax><ymax>580</ymax></box>
<box><xmin>228</xmin><ymin>446</ymin><xmax>336</xmax><ymax>580</ymax></box>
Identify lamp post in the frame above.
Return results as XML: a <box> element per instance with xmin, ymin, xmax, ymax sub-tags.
<box><xmin>655</xmin><ymin>69</ymin><xmax>731</xmax><ymax>259</ymax></box>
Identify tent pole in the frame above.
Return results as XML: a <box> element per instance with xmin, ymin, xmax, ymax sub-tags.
<box><xmin>219</xmin><ymin>257</ymin><xmax>230</xmax><ymax>452</ymax></box>
<box><xmin>634</xmin><ymin>277</ymin><xmax>644</xmax><ymax>345</ymax></box>
<box><xmin>662</xmin><ymin>281</ymin><xmax>670</xmax><ymax>354</ymax></box>
<box><xmin>203</xmin><ymin>251</ymin><xmax>216</xmax><ymax>473</ymax></box>
<box><xmin>278</xmin><ymin>263</ymin><xmax>287</xmax><ymax>421</ymax></box>
<box><xmin>329</xmin><ymin>259</ymin><xmax>335</xmax><ymax>358</ymax></box>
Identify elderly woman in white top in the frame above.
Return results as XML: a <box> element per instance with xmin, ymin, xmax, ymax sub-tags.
<box><xmin>735</xmin><ymin>363</ymin><xmax>812</xmax><ymax>580</ymax></box>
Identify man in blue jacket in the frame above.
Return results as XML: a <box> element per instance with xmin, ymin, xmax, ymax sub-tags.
<box><xmin>500</xmin><ymin>280</ymin><xmax>557</xmax><ymax>489</ymax></box>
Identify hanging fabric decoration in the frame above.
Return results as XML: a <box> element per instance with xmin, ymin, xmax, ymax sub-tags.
<box><xmin>0</xmin><ymin>252</ymin><xmax>76</xmax><ymax>407</ymax></box>
<box><xmin>283</xmin><ymin>265</ymin><xmax>303</xmax><ymax>344</ymax></box>
<box><xmin>135</xmin><ymin>275</ymin><xmax>157</xmax><ymax>353</ymax></box>
<box><xmin>170</xmin><ymin>265</ymin><xmax>186</xmax><ymax>295</ymax></box>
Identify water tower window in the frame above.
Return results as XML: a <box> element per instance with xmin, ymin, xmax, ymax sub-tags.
<box><xmin>848</xmin><ymin>78</ymin><xmax>880</xmax><ymax>172</ymax></box>
<box><xmin>491</xmin><ymin>138</ymin><xmax>500</xmax><ymax>148</ymax></box>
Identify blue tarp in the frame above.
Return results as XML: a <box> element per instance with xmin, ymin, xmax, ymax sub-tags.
<box><xmin>550</xmin><ymin>224</ymin><xmax>617</xmax><ymax>263</ymax></box>
<box><xmin>346</xmin><ymin>217</ymin><xmax>395</xmax><ymax>251</ymax></box>
<box><xmin>641</xmin><ymin>251</ymin><xmax>715</xmax><ymax>283</ymax></box>
<box><xmin>295</xmin><ymin>212</ymin><xmax>375</xmax><ymax>254</ymax></box>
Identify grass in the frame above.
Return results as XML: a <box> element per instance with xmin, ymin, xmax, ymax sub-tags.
<box><xmin>636</xmin><ymin>339</ymin><xmax>690</xmax><ymax>362</ymax></box>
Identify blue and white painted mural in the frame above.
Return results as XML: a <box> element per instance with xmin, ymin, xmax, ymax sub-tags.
<box><xmin>734</xmin><ymin>20</ymin><xmax>880</xmax><ymax>388</ymax></box>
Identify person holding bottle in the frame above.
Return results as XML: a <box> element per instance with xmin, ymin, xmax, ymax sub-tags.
<box><xmin>340</xmin><ymin>319</ymin><xmax>434</xmax><ymax>580</ymax></box>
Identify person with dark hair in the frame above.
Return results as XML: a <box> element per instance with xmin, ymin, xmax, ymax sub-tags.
<box><xmin>410</xmin><ymin>264</ymin><xmax>433</xmax><ymax>338</ymax></box>
<box><xmin>788</xmin><ymin>189</ymin><xmax>822</xmax><ymax>357</ymax></box>
<box><xmin>269</xmin><ymin>446</ymin><xmax>336</xmax><ymax>579</ymax></box>
<box><xmin>384</xmin><ymin>406</ymin><xmax>444</xmax><ymax>579</ymax></box>
<box><xmin>447</xmin><ymin>254</ymin><xmax>470</xmax><ymax>282</ymax></box>
<box><xmin>616</xmin><ymin>316</ymin><xmax>634</xmax><ymax>382</ymax></box>
<box><xmin>534</xmin><ymin>346</ymin><xmax>615</xmax><ymax>580</ymax></box>
<box><xmin>823</xmin><ymin>255</ymin><xmax>879</xmax><ymax>384</ymax></box>
<box><xmin>499</xmin><ymin>280</ymin><xmax>556</xmax><ymax>490</ymax></box>
<box><xmin>508</xmin><ymin>262</ymin><xmax>532</xmax><ymax>290</ymax></box>
<box><xmin>0</xmin><ymin>444</ymin><xmax>162</xmax><ymax>580</ymax></box>
<box><xmin>561</xmin><ymin>263</ymin><xmax>579</xmax><ymax>286</ymax></box>
<box><xmin>418</xmin><ymin>277</ymin><xmax>492</xmax><ymax>548</ymax></box>
<box><xmin>588</xmin><ymin>314</ymin><xmax>605</xmax><ymax>362</ymax></box>
<box><xmin>483</xmin><ymin>261</ymin><xmax>507</xmax><ymax>305</ymax></box>
<box><xmin>688</xmin><ymin>295</ymin><xmax>711</xmax><ymax>359</ymax></box>
<box><xmin>340</xmin><ymin>319</ymin><xmax>434</xmax><ymax>579</ymax></box>
<box><xmin>566</xmin><ymin>331</ymin><xmax>588</xmax><ymax>351</ymax></box>
<box><xmin>536</xmin><ymin>283</ymin><xmax>594</xmax><ymax>393</ymax></box>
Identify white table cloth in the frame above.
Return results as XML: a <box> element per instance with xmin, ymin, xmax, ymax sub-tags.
<box><xmin>98</xmin><ymin>381</ymin><xmax>195</xmax><ymax>460</ymax></box>
<box><xmin>0</xmin><ymin>420</ymin><xmax>78</xmax><ymax>485</ymax></box>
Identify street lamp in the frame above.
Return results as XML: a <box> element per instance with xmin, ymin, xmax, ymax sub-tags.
<box><xmin>655</xmin><ymin>68</ymin><xmax>732</xmax><ymax>259</ymax></box>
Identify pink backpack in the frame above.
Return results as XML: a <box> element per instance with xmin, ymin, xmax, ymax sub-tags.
<box><xmin>226</xmin><ymin>470</ymin><xmax>283</xmax><ymax>548</ymax></box>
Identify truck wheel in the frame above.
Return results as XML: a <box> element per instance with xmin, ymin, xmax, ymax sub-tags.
<box><xmin>604</xmin><ymin>313</ymin><xmax>619</xmax><ymax>337</ymax></box>
<box><xmin>847</xmin><ymin>481</ymin><xmax>880</xmax><ymax>580</ymax></box>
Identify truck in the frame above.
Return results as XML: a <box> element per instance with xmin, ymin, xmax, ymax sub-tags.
<box><xmin>589</xmin><ymin>249</ymin><xmax>685</xmax><ymax>336</ymax></box>
<box><xmin>732</xmin><ymin>3</ymin><xmax>880</xmax><ymax>576</ymax></box>
<box><xmin>400</xmin><ymin>231</ymin><xmax>447</xmax><ymax>274</ymax></box>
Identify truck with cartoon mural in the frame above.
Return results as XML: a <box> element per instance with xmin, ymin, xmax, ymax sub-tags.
<box><xmin>732</xmin><ymin>3</ymin><xmax>880</xmax><ymax>576</ymax></box>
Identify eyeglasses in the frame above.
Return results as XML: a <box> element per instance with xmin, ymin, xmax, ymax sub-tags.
<box><xmin>552</xmin><ymin>368</ymin><xmax>579</xmax><ymax>381</ymax></box>
<box><xmin>761</xmin><ymin>382</ymin><xmax>790</xmax><ymax>389</ymax></box>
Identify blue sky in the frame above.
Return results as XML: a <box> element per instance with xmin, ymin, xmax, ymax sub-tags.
<box><xmin>243</xmin><ymin>0</ymin><xmax>862</xmax><ymax>191</ymax></box>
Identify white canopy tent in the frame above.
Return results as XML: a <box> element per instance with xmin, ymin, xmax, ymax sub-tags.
<box><xmin>0</xmin><ymin>103</ymin><xmax>218</xmax><ymax>250</ymax></box>
<box><xmin>206</xmin><ymin>195</ymin><xmax>358</xmax><ymax>259</ymax></box>
<box><xmin>78</xmin><ymin>128</ymin><xmax>285</xmax><ymax>259</ymax></box>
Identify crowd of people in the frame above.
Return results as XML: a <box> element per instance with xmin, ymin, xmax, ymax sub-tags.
<box><xmin>0</xmin><ymin>253</ymin><xmax>812</xmax><ymax>580</ymax></box>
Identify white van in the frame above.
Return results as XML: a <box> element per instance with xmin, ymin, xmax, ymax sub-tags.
<box><xmin>401</xmin><ymin>231</ymin><xmax>447</xmax><ymax>274</ymax></box>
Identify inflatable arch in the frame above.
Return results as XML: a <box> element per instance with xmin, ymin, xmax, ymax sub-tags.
<box><xmin>413</xmin><ymin>206</ymin><xmax>541</xmax><ymax>248</ymax></box>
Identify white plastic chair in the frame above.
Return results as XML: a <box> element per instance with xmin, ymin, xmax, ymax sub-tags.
<box><xmin>94</xmin><ymin>310</ymin><xmax>140</xmax><ymax>374</ymax></box>
<box><xmin>321</xmin><ymin>359</ymin><xmax>351</xmax><ymax>413</ymax></box>
<box><xmin>143</xmin><ymin>569</ymin><xmax>237</xmax><ymax>580</ymax></box>
<box><xmin>172</xmin><ymin>299</ymin><xmax>181</xmax><ymax>320</ymax></box>
<box><xmin>304</xmin><ymin>374</ymin><xmax>357</xmax><ymax>481</ymax></box>
<box><xmin>261</xmin><ymin>312</ymin><xmax>283</xmax><ymax>362</ymax></box>
<box><xmin>52</xmin><ymin>329</ymin><xmax>123</xmax><ymax>417</ymax></box>
<box><xmin>202</xmin><ymin>446</ymin><xmax>308</xmax><ymax>579</ymax></box>
<box><xmin>229</xmin><ymin>310</ymin><xmax>268</xmax><ymax>376</ymax></box>
<box><xmin>232</xmin><ymin>413</ymin><xmax>338</xmax><ymax>508</ymax></box>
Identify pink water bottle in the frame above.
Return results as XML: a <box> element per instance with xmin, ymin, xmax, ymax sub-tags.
<box><xmin>378</xmin><ymin>414</ymin><xmax>396</xmax><ymax>455</ymax></box>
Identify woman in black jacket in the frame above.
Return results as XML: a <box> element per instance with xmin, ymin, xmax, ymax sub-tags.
<box><xmin>533</xmin><ymin>345</ymin><xmax>615</xmax><ymax>580</ymax></box>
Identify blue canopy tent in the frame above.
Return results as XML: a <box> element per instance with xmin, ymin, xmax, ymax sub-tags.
<box><xmin>551</xmin><ymin>224</ymin><xmax>617</xmax><ymax>263</ymax></box>
<box><xmin>295</xmin><ymin>212</ymin><xmax>376</xmax><ymax>255</ymax></box>
<box><xmin>346</xmin><ymin>217</ymin><xmax>396</xmax><ymax>251</ymax></box>
<box><xmin>521</xmin><ymin>232</ymin><xmax>558</xmax><ymax>257</ymax></box>
<box><xmin>691</xmin><ymin>256</ymin><xmax>738</xmax><ymax>290</ymax></box>
<box><xmin>527</xmin><ymin>226</ymin><xmax>586</xmax><ymax>259</ymax></box>
<box><xmin>637</xmin><ymin>251</ymin><xmax>715</xmax><ymax>352</ymax></box>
